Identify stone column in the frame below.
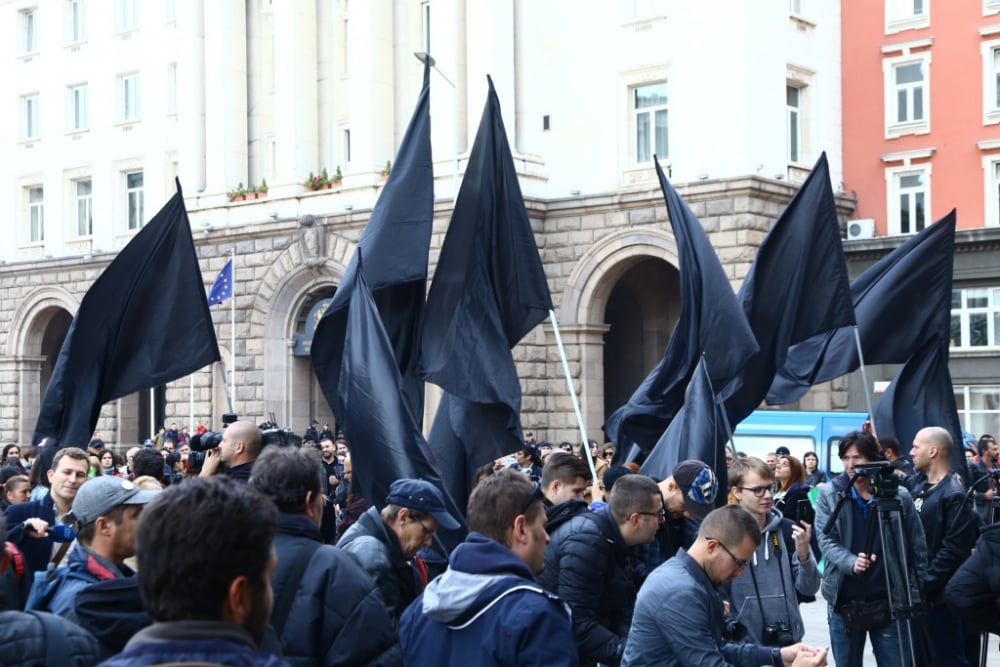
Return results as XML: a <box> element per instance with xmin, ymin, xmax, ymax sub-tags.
<box><xmin>272</xmin><ymin>2</ymin><xmax>318</xmax><ymax>191</ymax></box>
<box><xmin>7</xmin><ymin>356</ymin><xmax>45</xmax><ymax>446</ymax></box>
<box><xmin>203</xmin><ymin>1</ymin><xmax>248</xmax><ymax>196</ymax></box>
<box><xmin>347</xmin><ymin>0</ymin><xmax>394</xmax><ymax>175</ymax></box>
<box><xmin>465</xmin><ymin>0</ymin><xmax>515</xmax><ymax>151</ymax></box>
<box><xmin>544</xmin><ymin>323</ymin><xmax>610</xmax><ymax>445</ymax></box>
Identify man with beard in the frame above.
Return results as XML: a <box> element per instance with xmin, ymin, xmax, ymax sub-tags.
<box><xmin>97</xmin><ymin>478</ymin><xmax>288</xmax><ymax>667</ymax></box>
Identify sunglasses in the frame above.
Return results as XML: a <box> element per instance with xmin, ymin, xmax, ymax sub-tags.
<box><xmin>520</xmin><ymin>482</ymin><xmax>544</xmax><ymax>515</ymax></box>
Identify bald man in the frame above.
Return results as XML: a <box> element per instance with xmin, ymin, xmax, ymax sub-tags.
<box><xmin>199</xmin><ymin>420</ymin><xmax>263</xmax><ymax>484</ymax></box>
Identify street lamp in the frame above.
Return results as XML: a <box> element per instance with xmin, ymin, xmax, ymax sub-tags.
<box><xmin>414</xmin><ymin>51</ymin><xmax>460</xmax><ymax>200</ymax></box>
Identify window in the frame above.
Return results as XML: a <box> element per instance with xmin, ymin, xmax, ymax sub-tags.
<box><xmin>22</xmin><ymin>95</ymin><xmax>40</xmax><ymax>140</ymax></box>
<box><xmin>116</xmin><ymin>0</ymin><xmax>138</xmax><ymax>31</ymax></box>
<box><xmin>166</xmin><ymin>63</ymin><xmax>177</xmax><ymax>115</ymax></box>
<box><xmin>886</xmin><ymin>0</ymin><xmax>928</xmax><ymax>33</ymax></box>
<box><xmin>343</xmin><ymin>128</ymin><xmax>351</xmax><ymax>163</ymax></box>
<box><xmin>624</xmin><ymin>0</ymin><xmax>667</xmax><ymax>21</ymax></box>
<box><xmin>884</xmin><ymin>55</ymin><xmax>930</xmax><ymax>136</ymax></box>
<box><xmin>955</xmin><ymin>385</ymin><xmax>1000</xmax><ymax>439</ymax></box>
<box><xmin>70</xmin><ymin>85</ymin><xmax>88</xmax><ymax>131</ymax></box>
<box><xmin>20</xmin><ymin>9</ymin><xmax>38</xmax><ymax>54</ymax></box>
<box><xmin>985</xmin><ymin>157</ymin><xmax>1000</xmax><ymax>226</ymax></box>
<box><xmin>982</xmin><ymin>41</ymin><xmax>1000</xmax><ymax>124</ymax></box>
<box><xmin>76</xmin><ymin>179</ymin><xmax>93</xmax><ymax>236</ymax></box>
<box><xmin>120</xmin><ymin>74</ymin><xmax>140</xmax><ymax>122</ymax></box>
<box><xmin>633</xmin><ymin>82</ymin><xmax>668</xmax><ymax>163</ymax></box>
<box><xmin>68</xmin><ymin>0</ymin><xmax>86</xmax><ymax>42</ymax></box>
<box><xmin>790</xmin><ymin>0</ymin><xmax>803</xmax><ymax>14</ymax></box>
<box><xmin>126</xmin><ymin>171</ymin><xmax>144</xmax><ymax>229</ymax></box>
<box><xmin>420</xmin><ymin>1</ymin><xmax>430</xmax><ymax>53</ymax></box>
<box><xmin>951</xmin><ymin>288</ymin><xmax>1000</xmax><ymax>350</ymax></box>
<box><xmin>988</xmin><ymin>0</ymin><xmax>1000</xmax><ymax>17</ymax></box>
<box><xmin>28</xmin><ymin>186</ymin><xmax>44</xmax><ymax>243</ymax></box>
<box><xmin>887</xmin><ymin>168</ymin><xmax>929</xmax><ymax>235</ymax></box>
<box><xmin>787</xmin><ymin>85</ymin><xmax>802</xmax><ymax>163</ymax></box>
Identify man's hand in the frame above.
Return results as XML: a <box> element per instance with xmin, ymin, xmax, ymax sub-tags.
<box><xmin>781</xmin><ymin>643</ymin><xmax>827</xmax><ymax>666</ymax></box>
<box><xmin>329</xmin><ymin>474</ymin><xmax>339</xmax><ymax>488</ymax></box>
<box><xmin>852</xmin><ymin>551</ymin><xmax>876</xmax><ymax>574</ymax></box>
<box><xmin>986</xmin><ymin>489</ymin><xmax>996</xmax><ymax>501</ymax></box>
<box><xmin>793</xmin><ymin>521</ymin><xmax>812</xmax><ymax>562</ymax></box>
<box><xmin>198</xmin><ymin>448</ymin><xmax>223</xmax><ymax>478</ymax></box>
<box><xmin>22</xmin><ymin>518</ymin><xmax>50</xmax><ymax>538</ymax></box>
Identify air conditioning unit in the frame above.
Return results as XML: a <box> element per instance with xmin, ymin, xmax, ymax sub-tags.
<box><xmin>846</xmin><ymin>218</ymin><xmax>876</xmax><ymax>240</ymax></box>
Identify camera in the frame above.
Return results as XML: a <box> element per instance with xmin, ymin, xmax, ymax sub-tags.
<box><xmin>761</xmin><ymin>621</ymin><xmax>794</xmax><ymax>647</ymax></box>
<box><xmin>852</xmin><ymin>461</ymin><xmax>899</xmax><ymax>498</ymax></box>
<box><xmin>723</xmin><ymin>618</ymin><xmax>747</xmax><ymax>642</ymax></box>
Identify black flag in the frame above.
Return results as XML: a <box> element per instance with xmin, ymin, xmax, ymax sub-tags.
<box><xmin>34</xmin><ymin>181</ymin><xmax>220</xmax><ymax>450</ymax></box>
<box><xmin>312</xmin><ymin>61</ymin><xmax>434</xmax><ymax>424</ymax></box>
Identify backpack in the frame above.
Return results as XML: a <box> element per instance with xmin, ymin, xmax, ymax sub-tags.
<box><xmin>24</xmin><ymin>563</ymin><xmax>92</xmax><ymax>612</ymax></box>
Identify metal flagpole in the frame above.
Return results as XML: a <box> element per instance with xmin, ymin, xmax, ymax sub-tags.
<box><xmin>853</xmin><ymin>326</ymin><xmax>877</xmax><ymax>430</ymax></box>
<box><xmin>230</xmin><ymin>249</ymin><xmax>236</xmax><ymax>414</ymax></box>
<box><xmin>548</xmin><ymin>310</ymin><xmax>598</xmax><ymax>484</ymax></box>
<box><xmin>149</xmin><ymin>390</ymin><xmax>156</xmax><ymax>439</ymax></box>
<box><xmin>189</xmin><ymin>374</ymin><xmax>195</xmax><ymax>434</ymax></box>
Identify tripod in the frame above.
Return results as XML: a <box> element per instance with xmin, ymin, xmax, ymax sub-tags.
<box><xmin>824</xmin><ymin>466</ymin><xmax>920</xmax><ymax>667</ymax></box>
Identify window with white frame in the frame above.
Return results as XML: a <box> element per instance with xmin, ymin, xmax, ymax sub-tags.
<box><xmin>20</xmin><ymin>9</ymin><xmax>38</xmax><ymax>54</ymax></box>
<box><xmin>988</xmin><ymin>0</ymin><xmax>1000</xmax><ymax>17</ymax></box>
<box><xmin>126</xmin><ymin>171</ymin><xmax>144</xmax><ymax>229</ymax></box>
<box><xmin>624</xmin><ymin>0</ymin><xmax>667</xmax><ymax>21</ymax></box>
<box><xmin>343</xmin><ymin>128</ymin><xmax>351</xmax><ymax>164</ymax></box>
<box><xmin>69</xmin><ymin>84</ymin><xmax>88</xmax><ymax>131</ymax></box>
<box><xmin>120</xmin><ymin>74</ymin><xmax>140</xmax><ymax>122</ymax></box>
<box><xmin>166</xmin><ymin>63</ymin><xmax>177</xmax><ymax>115</ymax></box>
<box><xmin>68</xmin><ymin>0</ymin><xmax>87</xmax><ymax>42</ymax></box>
<box><xmin>28</xmin><ymin>186</ymin><xmax>44</xmax><ymax>243</ymax></box>
<box><xmin>982</xmin><ymin>41</ymin><xmax>1000</xmax><ymax>124</ymax></box>
<box><xmin>787</xmin><ymin>85</ymin><xmax>803</xmax><ymax>163</ymax></box>
<box><xmin>420</xmin><ymin>1</ymin><xmax>430</xmax><ymax>53</ymax></box>
<box><xmin>790</xmin><ymin>0</ymin><xmax>803</xmax><ymax>15</ymax></box>
<box><xmin>633</xmin><ymin>82</ymin><xmax>668</xmax><ymax>163</ymax></box>
<box><xmin>115</xmin><ymin>0</ymin><xmax>138</xmax><ymax>31</ymax></box>
<box><xmin>76</xmin><ymin>179</ymin><xmax>93</xmax><ymax>236</ymax></box>
<box><xmin>985</xmin><ymin>157</ymin><xmax>1000</xmax><ymax>226</ymax></box>
<box><xmin>22</xmin><ymin>95</ymin><xmax>40</xmax><ymax>140</ymax></box>
<box><xmin>955</xmin><ymin>385</ymin><xmax>1000</xmax><ymax>439</ymax></box>
<box><xmin>884</xmin><ymin>55</ymin><xmax>930</xmax><ymax>136</ymax></box>
<box><xmin>951</xmin><ymin>287</ymin><xmax>1000</xmax><ymax>350</ymax></box>
<box><xmin>887</xmin><ymin>166</ymin><xmax>930</xmax><ymax>235</ymax></box>
<box><xmin>886</xmin><ymin>0</ymin><xmax>928</xmax><ymax>33</ymax></box>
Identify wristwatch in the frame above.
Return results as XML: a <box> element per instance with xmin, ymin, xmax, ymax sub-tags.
<box><xmin>771</xmin><ymin>647</ymin><xmax>782</xmax><ymax>666</ymax></box>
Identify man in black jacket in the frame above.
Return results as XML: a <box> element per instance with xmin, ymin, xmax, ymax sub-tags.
<box><xmin>537</xmin><ymin>473</ymin><xmax>662</xmax><ymax>667</ymax></box>
<box><xmin>908</xmin><ymin>426</ymin><xmax>978</xmax><ymax>666</ymax></box>
<box><xmin>249</xmin><ymin>446</ymin><xmax>401</xmax><ymax>666</ymax></box>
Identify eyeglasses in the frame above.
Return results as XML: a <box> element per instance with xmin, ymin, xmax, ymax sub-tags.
<box><xmin>737</xmin><ymin>485</ymin><xmax>772</xmax><ymax>498</ymax></box>
<box><xmin>602</xmin><ymin>452</ymin><xmax>614</xmax><ymax>459</ymax></box>
<box><xmin>414</xmin><ymin>518</ymin><xmax>436</xmax><ymax>539</ymax></box>
<box><xmin>636</xmin><ymin>508</ymin><xmax>667</xmax><ymax>522</ymax></box>
<box><xmin>520</xmin><ymin>482</ymin><xmax>544</xmax><ymax>516</ymax></box>
<box><xmin>707</xmin><ymin>537</ymin><xmax>748</xmax><ymax>570</ymax></box>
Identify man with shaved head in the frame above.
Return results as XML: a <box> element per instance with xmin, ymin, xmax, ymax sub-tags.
<box><xmin>199</xmin><ymin>420</ymin><xmax>263</xmax><ymax>484</ymax></box>
<box><xmin>908</xmin><ymin>426</ymin><xmax>978</xmax><ymax>665</ymax></box>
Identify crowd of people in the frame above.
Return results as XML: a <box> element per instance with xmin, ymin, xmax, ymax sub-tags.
<box><xmin>0</xmin><ymin>419</ymin><xmax>998</xmax><ymax>666</ymax></box>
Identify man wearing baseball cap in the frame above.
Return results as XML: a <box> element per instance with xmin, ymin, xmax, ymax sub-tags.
<box><xmin>644</xmin><ymin>460</ymin><xmax>721</xmax><ymax>571</ymax></box>
<box><xmin>33</xmin><ymin>475</ymin><xmax>158</xmax><ymax>619</ymax></box>
<box><xmin>339</xmin><ymin>478</ymin><xmax>459</xmax><ymax>623</ymax></box>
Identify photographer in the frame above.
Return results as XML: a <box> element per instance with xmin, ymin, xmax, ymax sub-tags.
<box><xmin>814</xmin><ymin>431</ymin><xmax>927</xmax><ymax>667</ymax></box>
<box><xmin>198</xmin><ymin>420</ymin><xmax>263</xmax><ymax>484</ymax></box>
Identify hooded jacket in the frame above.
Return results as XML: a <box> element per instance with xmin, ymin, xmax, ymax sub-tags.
<box><xmin>725</xmin><ymin>508</ymin><xmax>819</xmax><ymax>644</ymax></box>
<box><xmin>96</xmin><ymin>620</ymin><xmax>289</xmax><ymax>667</ymax></box>
<box><xmin>398</xmin><ymin>532</ymin><xmax>575</xmax><ymax>667</ymax></box>
<box><xmin>45</xmin><ymin>542</ymin><xmax>132</xmax><ymax>619</ymax></box>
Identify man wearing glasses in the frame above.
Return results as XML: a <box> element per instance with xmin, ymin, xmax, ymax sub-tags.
<box><xmin>537</xmin><ymin>473</ymin><xmax>663</xmax><ymax>667</ymax></box>
<box><xmin>399</xmin><ymin>470</ymin><xmax>574</xmax><ymax>666</ymax></box>
<box><xmin>339</xmin><ymin>478</ymin><xmax>460</xmax><ymax>623</ymax></box>
<box><xmin>726</xmin><ymin>457</ymin><xmax>819</xmax><ymax>647</ymax></box>
<box><xmin>623</xmin><ymin>504</ymin><xmax>827</xmax><ymax>667</ymax></box>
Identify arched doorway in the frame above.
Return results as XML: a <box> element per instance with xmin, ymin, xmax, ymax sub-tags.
<box><xmin>290</xmin><ymin>287</ymin><xmax>338</xmax><ymax>434</ymax></box>
<box><xmin>38</xmin><ymin>309</ymin><xmax>72</xmax><ymax>402</ymax></box>
<box><xmin>602</xmin><ymin>257</ymin><xmax>680</xmax><ymax>421</ymax></box>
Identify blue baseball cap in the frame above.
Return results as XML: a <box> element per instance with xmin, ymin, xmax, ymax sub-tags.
<box><xmin>672</xmin><ymin>460</ymin><xmax>719</xmax><ymax>520</ymax></box>
<box><xmin>386</xmin><ymin>479</ymin><xmax>460</xmax><ymax>530</ymax></box>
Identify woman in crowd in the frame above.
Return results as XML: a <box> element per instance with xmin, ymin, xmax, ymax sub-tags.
<box><xmin>101</xmin><ymin>451</ymin><xmax>123</xmax><ymax>477</ymax></box>
<box><xmin>774</xmin><ymin>454</ymin><xmax>811</xmax><ymax>519</ymax></box>
<box><xmin>0</xmin><ymin>445</ymin><xmax>25</xmax><ymax>475</ymax></box>
<box><xmin>803</xmin><ymin>451</ymin><xmax>828</xmax><ymax>487</ymax></box>
<box><xmin>0</xmin><ymin>475</ymin><xmax>30</xmax><ymax>511</ymax></box>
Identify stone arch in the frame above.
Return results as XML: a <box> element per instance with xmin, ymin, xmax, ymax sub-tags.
<box><xmin>6</xmin><ymin>286</ymin><xmax>79</xmax><ymax>357</ymax></box>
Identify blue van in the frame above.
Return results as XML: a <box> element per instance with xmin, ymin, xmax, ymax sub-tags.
<box><xmin>731</xmin><ymin>410</ymin><xmax>869</xmax><ymax>475</ymax></box>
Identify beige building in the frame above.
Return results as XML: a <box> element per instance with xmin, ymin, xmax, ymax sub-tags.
<box><xmin>0</xmin><ymin>1</ymin><xmax>849</xmax><ymax>446</ymax></box>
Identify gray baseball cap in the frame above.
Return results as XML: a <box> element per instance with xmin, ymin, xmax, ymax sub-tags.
<box><xmin>72</xmin><ymin>476</ymin><xmax>160</xmax><ymax>527</ymax></box>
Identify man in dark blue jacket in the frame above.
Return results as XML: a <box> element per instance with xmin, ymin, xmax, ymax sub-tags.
<box><xmin>399</xmin><ymin>469</ymin><xmax>576</xmax><ymax>666</ymax></box>
<box><xmin>249</xmin><ymin>446</ymin><xmax>401</xmax><ymax>666</ymax></box>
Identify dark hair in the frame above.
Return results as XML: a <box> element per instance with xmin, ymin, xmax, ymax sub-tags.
<box><xmin>880</xmin><ymin>436</ymin><xmax>902</xmax><ymax>457</ymax></box>
<box><xmin>1</xmin><ymin>444</ymin><xmax>20</xmax><ymax>465</ymax></box>
<box><xmin>249</xmin><ymin>446</ymin><xmax>323</xmax><ymax>514</ymax></box>
<box><xmin>698</xmin><ymin>504</ymin><xmax>762</xmax><ymax>548</ymax></box>
<box><xmin>132</xmin><ymin>449</ymin><xmax>165</xmax><ymax>481</ymax></box>
<box><xmin>136</xmin><ymin>478</ymin><xmax>277</xmax><ymax>622</ymax></box>
<box><xmin>467</xmin><ymin>469</ymin><xmax>541</xmax><ymax>545</ymax></box>
<box><xmin>838</xmin><ymin>431</ymin><xmax>883</xmax><ymax>462</ymax></box>
<box><xmin>541</xmin><ymin>451</ymin><xmax>592</xmax><ymax>491</ymax></box>
<box><xmin>777</xmin><ymin>455</ymin><xmax>806</xmax><ymax>492</ymax></box>
<box><xmin>978</xmin><ymin>434</ymin><xmax>997</xmax><ymax>457</ymax></box>
<box><xmin>518</xmin><ymin>445</ymin><xmax>542</xmax><ymax>467</ymax></box>
<box><xmin>602</xmin><ymin>465</ymin><xmax>635</xmax><ymax>495</ymax></box>
<box><xmin>3</xmin><ymin>475</ymin><xmax>29</xmax><ymax>500</ymax></box>
<box><xmin>101</xmin><ymin>450</ymin><xmax>121</xmax><ymax>468</ymax></box>
<box><xmin>608</xmin><ymin>474</ymin><xmax>660</xmax><ymax>523</ymax></box>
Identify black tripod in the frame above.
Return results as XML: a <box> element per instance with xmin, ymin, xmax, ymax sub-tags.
<box><xmin>824</xmin><ymin>463</ymin><xmax>920</xmax><ymax>667</ymax></box>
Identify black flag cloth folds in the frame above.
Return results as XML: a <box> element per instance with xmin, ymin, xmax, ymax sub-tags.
<box><xmin>767</xmin><ymin>211</ymin><xmax>957</xmax><ymax>406</ymax></box>
<box><xmin>336</xmin><ymin>253</ymin><xmax>466</xmax><ymax>537</ymax></box>
<box><xmin>34</xmin><ymin>181</ymin><xmax>220</xmax><ymax>449</ymax></box>
<box><xmin>721</xmin><ymin>153</ymin><xmax>856</xmax><ymax>424</ymax></box>
<box><xmin>604</xmin><ymin>158</ymin><xmax>757</xmax><ymax>462</ymax></box>
<box><xmin>311</xmin><ymin>62</ymin><xmax>434</xmax><ymax>424</ymax></box>
<box><xmin>420</xmin><ymin>76</ymin><xmax>553</xmax><ymax>502</ymax></box>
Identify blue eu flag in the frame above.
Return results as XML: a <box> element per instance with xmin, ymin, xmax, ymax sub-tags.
<box><xmin>207</xmin><ymin>259</ymin><xmax>233</xmax><ymax>306</ymax></box>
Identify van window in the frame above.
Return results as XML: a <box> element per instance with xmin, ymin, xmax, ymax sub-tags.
<box><xmin>729</xmin><ymin>436</ymin><xmax>816</xmax><ymax>464</ymax></box>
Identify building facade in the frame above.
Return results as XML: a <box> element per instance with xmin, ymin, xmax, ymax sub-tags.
<box><xmin>0</xmin><ymin>0</ymin><xmax>848</xmax><ymax>446</ymax></box>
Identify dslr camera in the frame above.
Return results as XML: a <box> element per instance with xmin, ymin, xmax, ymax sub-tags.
<box><xmin>762</xmin><ymin>621</ymin><xmax>794</xmax><ymax>647</ymax></box>
<box><xmin>853</xmin><ymin>461</ymin><xmax>899</xmax><ymax>498</ymax></box>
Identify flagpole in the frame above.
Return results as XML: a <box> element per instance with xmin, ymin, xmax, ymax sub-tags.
<box><xmin>189</xmin><ymin>373</ymin><xmax>195</xmax><ymax>436</ymax></box>
<box><xmin>548</xmin><ymin>310</ymin><xmax>598</xmax><ymax>484</ymax></box>
<box><xmin>149</xmin><ymin>390</ymin><xmax>156</xmax><ymax>439</ymax></box>
<box><xmin>852</xmin><ymin>326</ymin><xmax>878</xmax><ymax>436</ymax></box>
<box><xmin>230</xmin><ymin>249</ymin><xmax>236</xmax><ymax>414</ymax></box>
<box><xmin>217</xmin><ymin>358</ymin><xmax>235</xmax><ymax>414</ymax></box>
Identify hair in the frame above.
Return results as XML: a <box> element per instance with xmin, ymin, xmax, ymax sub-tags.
<box><xmin>922</xmin><ymin>426</ymin><xmax>953</xmax><ymax>460</ymax></box>
<box><xmin>697</xmin><ymin>504</ymin><xmax>762</xmax><ymax>548</ymax></box>
<box><xmin>249</xmin><ymin>446</ymin><xmax>323</xmax><ymax>514</ymax></box>
<box><xmin>838</xmin><ymin>431</ymin><xmax>884</xmax><ymax>462</ymax></box>
<box><xmin>133</xmin><ymin>475</ymin><xmax>163</xmax><ymax>491</ymax></box>
<box><xmin>608</xmin><ymin>474</ymin><xmax>660</xmax><ymax>523</ymax></box>
<box><xmin>728</xmin><ymin>456</ymin><xmax>772</xmax><ymax>489</ymax></box>
<box><xmin>777</xmin><ymin>455</ymin><xmax>806</xmax><ymax>492</ymax></box>
<box><xmin>101</xmin><ymin>450</ymin><xmax>121</xmax><ymax>468</ymax></box>
<box><xmin>76</xmin><ymin>505</ymin><xmax>127</xmax><ymax>546</ymax></box>
<box><xmin>136</xmin><ymin>477</ymin><xmax>277</xmax><ymax>622</ymax></box>
<box><xmin>978</xmin><ymin>434</ymin><xmax>996</xmax><ymax>457</ymax></box>
<box><xmin>132</xmin><ymin>449</ymin><xmax>165</xmax><ymax>481</ymax></box>
<box><xmin>28</xmin><ymin>454</ymin><xmax>49</xmax><ymax>490</ymax></box>
<box><xmin>602</xmin><ymin>465</ymin><xmax>635</xmax><ymax>495</ymax></box>
<box><xmin>466</xmin><ymin>469</ymin><xmax>541</xmax><ymax>546</ymax></box>
<box><xmin>541</xmin><ymin>451</ymin><xmax>591</xmax><ymax>491</ymax></box>
<box><xmin>51</xmin><ymin>447</ymin><xmax>89</xmax><ymax>471</ymax></box>
<box><xmin>880</xmin><ymin>436</ymin><xmax>902</xmax><ymax>457</ymax></box>
<box><xmin>1</xmin><ymin>444</ymin><xmax>20</xmax><ymax>465</ymax></box>
<box><xmin>803</xmin><ymin>451</ymin><xmax>819</xmax><ymax>469</ymax></box>
<box><xmin>88</xmin><ymin>456</ymin><xmax>103</xmax><ymax>476</ymax></box>
<box><xmin>3</xmin><ymin>475</ymin><xmax>29</xmax><ymax>501</ymax></box>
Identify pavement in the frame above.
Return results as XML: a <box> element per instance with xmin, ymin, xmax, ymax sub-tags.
<box><xmin>798</xmin><ymin>591</ymin><xmax>999</xmax><ymax>666</ymax></box>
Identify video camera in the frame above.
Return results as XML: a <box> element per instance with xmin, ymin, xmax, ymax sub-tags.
<box><xmin>187</xmin><ymin>413</ymin><xmax>301</xmax><ymax>473</ymax></box>
<box><xmin>852</xmin><ymin>461</ymin><xmax>899</xmax><ymax>498</ymax></box>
